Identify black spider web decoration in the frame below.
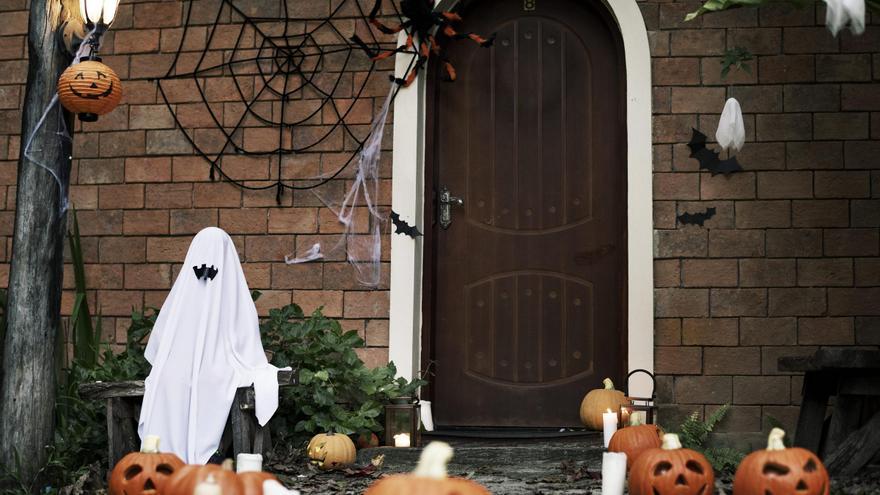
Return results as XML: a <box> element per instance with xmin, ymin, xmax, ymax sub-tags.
<box><xmin>157</xmin><ymin>0</ymin><xmax>418</xmax><ymax>202</ymax></box>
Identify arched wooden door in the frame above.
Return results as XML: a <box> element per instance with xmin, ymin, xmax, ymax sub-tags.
<box><xmin>426</xmin><ymin>0</ymin><xmax>627</xmax><ymax>427</ymax></box>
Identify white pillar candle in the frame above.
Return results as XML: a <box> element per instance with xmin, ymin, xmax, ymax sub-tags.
<box><xmin>420</xmin><ymin>400</ymin><xmax>435</xmax><ymax>431</ymax></box>
<box><xmin>393</xmin><ymin>433</ymin><xmax>411</xmax><ymax>447</ymax></box>
<box><xmin>236</xmin><ymin>453</ymin><xmax>263</xmax><ymax>473</ymax></box>
<box><xmin>603</xmin><ymin>409</ymin><xmax>618</xmax><ymax>448</ymax></box>
<box><xmin>601</xmin><ymin>452</ymin><xmax>627</xmax><ymax>495</ymax></box>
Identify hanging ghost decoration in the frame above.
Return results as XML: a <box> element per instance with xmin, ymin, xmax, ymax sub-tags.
<box><xmin>825</xmin><ymin>0</ymin><xmax>865</xmax><ymax>35</ymax></box>
<box><xmin>138</xmin><ymin>227</ymin><xmax>287</xmax><ymax>464</ymax></box>
<box><xmin>716</xmin><ymin>98</ymin><xmax>745</xmax><ymax>153</ymax></box>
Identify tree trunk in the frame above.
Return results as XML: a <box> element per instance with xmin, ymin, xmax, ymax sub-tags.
<box><xmin>0</xmin><ymin>0</ymin><xmax>72</xmax><ymax>485</ymax></box>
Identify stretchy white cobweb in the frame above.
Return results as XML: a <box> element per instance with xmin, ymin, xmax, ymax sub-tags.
<box><xmin>159</xmin><ymin>0</ymin><xmax>416</xmax><ymax>287</ymax></box>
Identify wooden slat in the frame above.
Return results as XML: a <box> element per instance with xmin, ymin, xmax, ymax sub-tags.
<box><xmin>78</xmin><ymin>369</ymin><xmax>297</xmax><ymax>400</ymax></box>
<box><xmin>779</xmin><ymin>349</ymin><xmax>880</xmax><ymax>372</ymax></box>
<box><xmin>824</xmin><ymin>410</ymin><xmax>880</xmax><ymax>476</ymax></box>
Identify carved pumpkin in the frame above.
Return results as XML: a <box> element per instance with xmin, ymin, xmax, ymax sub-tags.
<box><xmin>57</xmin><ymin>60</ymin><xmax>123</xmax><ymax>122</ymax></box>
<box><xmin>733</xmin><ymin>428</ymin><xmax>829</xmax><ymax>495</ymax></box>
<box><xmin>236</xmin><ymin>453</ymin><xmax>280</xmax><ymax>495</ymax></box>
<box><xmin>108</xmin><ymin>435</ymin><xmax>184</xmax><ymax>495</ymax></box>
<box><xmin>608</xmin><ymin>415</ymin><xmax>663</xmax><ymax>470</ymax></box>
<box><xmin>164</xmin><ymin>459</ymin><xmax>244</xmax><ymax>495</ymax></box>
<box><xmin>629</xmin><ymin>433</ymin><xmax>715</xmax><ymax>495</ymax></box>
<box><xmin>365</xmin><ymin>441</ymin><xmax>490</xmax><ymax>495</ymax></box>
<box><xmin>307</xmin><ymin>432</ymin><xmax>356</xmax><ymax>470</ymax></box>
<box><xmin>579</xmin><ymin>378</ymin><xmax>630</xmax><ymax>430</ymax></box>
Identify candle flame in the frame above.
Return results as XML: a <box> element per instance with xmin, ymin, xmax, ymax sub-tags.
<box><xmin>606</xmin><ymin>408</ymin><xmax>613</xmax><ymax>413</ymax></box>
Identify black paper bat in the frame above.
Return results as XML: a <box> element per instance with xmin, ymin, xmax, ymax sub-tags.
<box><xmin>677</xmin><ymin>207</ymin><xmax>716</xmax><ymax>227</ymax></box>
<box><xmin>390</xmin><ymin>210</ymin><xmax>422</xmax><ymax>238</ymax></box>
<box><xmin>688</xmin><ymin>128</ymin><xmax>743</xmax><ymax>176</ymax></box>
<box><xmin>193</xmin><ymin>264</ymin><xmax>218</xmax><ymax>280</ymax></box>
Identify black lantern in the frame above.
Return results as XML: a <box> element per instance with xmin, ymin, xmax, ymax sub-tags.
<box><xmin>619</xmin><ymin>369</ymin><xmax>657</xmax><ymax>427</ymax></box>
<box><xmin>384</xmin><ymin>397</ymin><xmax>421</xmax><ymax>447</ymax></box>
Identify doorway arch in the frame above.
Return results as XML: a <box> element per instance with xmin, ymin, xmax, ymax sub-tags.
<box><xmin>388</xmin><ymin>0</ymin><xmax>654</xmax><ymax>399</ymax></box>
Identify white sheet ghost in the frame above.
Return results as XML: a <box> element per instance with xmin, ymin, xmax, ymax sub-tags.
<box><xmin>138</xmin><ymin>227</ymin><xmax>285</xmax><ymax>464</ymax></box>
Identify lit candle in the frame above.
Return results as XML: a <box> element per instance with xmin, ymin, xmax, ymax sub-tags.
<box><xmin>393</xmin><ymin>433</ymin><xmax>411</xmax><ymax>447</ymax></box>
<box><xmin>620</xmin><ymin>407</ymin><xmax>631</xmax><ymax>427</ymax></box>
<box><xmin>601</xmin><ymin>452</ymin><xmax>627</xmax><ymax>495</ymax></box>
<box><xmin>603</xmin><ymin>408</ymin><xmax>618</xmax><ymax>448</ymax></box>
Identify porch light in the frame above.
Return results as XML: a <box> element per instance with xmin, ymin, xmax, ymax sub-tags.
<box><xmin>384</xmin><ymin>397</ymin><xmax>421</xmax><ymax>448</ymax></box>
<box><xmin>80</xmin><ymin>0</ymin><xmax>119</xmax><ymax>31</ymax></box>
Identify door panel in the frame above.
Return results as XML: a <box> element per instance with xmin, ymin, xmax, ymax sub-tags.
<box><xmin>430</xmin><ymin>0</ymin><xmax>626</xmax><ymax>427</ymax></box>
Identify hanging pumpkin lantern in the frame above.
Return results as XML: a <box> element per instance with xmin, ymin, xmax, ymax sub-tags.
<box><xmin>165</xmin><ymin>459</ymin><xmax>244</xmax><ymax>495</ymax></box>
<box><xmin>629</xmin><ymin>433</ymin><xmax>715</xmax><ymax>495</ymax></box>
<box><xmin>733</xmin><ymin>428</ymin><xmax>829</xmax><ymax>495</ymax></box>
<box><xmin>108</xmin><ymin>435</ymin><xmax>185</xmax><ymax>495</ymax></box>
<box><xmin>307</xmin><ymin>432</ymin><xmax>356</xmax><ymax>470</ymax></box>
<box><xmin>608</xmin><ymin>415</ymin><xmax>663</xmax><ymax>470</ymax></box>
<box><xmin>57</xmin><ymin>59</ymin><xmax>123</xmax><ymax>122</ymax></box>
<box><xmin>236</xmin><ymin>453</ymin><xmax>281</xmax><ymax>495</ymax></box>
<box><xmin>365</xmin><ymin>441</ymin><xmax>490</xmax><ymax>495</ymax></box>
<box><xmin>580</xmin><ymin>378</ymin><xmax>631</xmax><ymax>430</ymax></box>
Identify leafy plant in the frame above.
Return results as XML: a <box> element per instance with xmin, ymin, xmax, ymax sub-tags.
<box><xmin>721</xmin><ymin>46</ymin><xmax>753</xmax><ymax>78</ymax></box>
<box><xmin>67</xmin><ymin>208</ymin><xmax>101</xmax><ymax>369</ymax></box>
<box><xmin>674</xmin><ymin>404</ymin><xmax>745</xmax><ymax>475</ymax></box>
<box><xmin>261</xmin><ymin>302</ymin><xmax>425</xmax><ymax>440</ymax></box>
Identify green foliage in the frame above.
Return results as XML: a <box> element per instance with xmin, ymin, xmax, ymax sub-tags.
<box><xmin>721</xmin><ymin>47</ymin><xmax>754</xmax><ymax>78</ymax></box>
<box><xmin>261</xmin><ymin>302</ymin><xmax>425</xmax><ymax>439</ymax></box>
<box><xmin>674</xmin><ymin>404</ymin><xmax>745</xmax><ymax>475</ymax></box>
<box><xmin>68</xmin><ymin>208</ymin><xmax>100</xmax><ymax>369</ymax></box>
<box><xmin>685</xmin><ymin>0</ymin><xmax>878</xmax><ymax>21</ymax></box>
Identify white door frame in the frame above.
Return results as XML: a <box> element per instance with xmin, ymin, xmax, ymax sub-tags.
<box><xmin>387</xmin><ymin>0</ymin><xmax>655</xmax><ymax>397</ymax></box>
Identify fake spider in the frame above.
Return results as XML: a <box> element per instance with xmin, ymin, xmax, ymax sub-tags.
<box><xmin>351</xmin><ymin>0</ymin><xmax>494</xmax><ymax>87</ymax></box>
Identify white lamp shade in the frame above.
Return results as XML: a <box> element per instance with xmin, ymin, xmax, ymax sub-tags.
<box><xmin>79</xmin><ymin>0</ymin><xmax>118</xmax><ymax>26</ymax></box>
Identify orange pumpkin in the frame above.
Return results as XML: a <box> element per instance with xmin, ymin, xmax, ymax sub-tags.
<box><xmin>365</xmin><ymin>441</ymin><xmax>490</xmax><ymax>495</ymax></box>
<box><xmin>356</xmin><ymin>432</ymin><xmax>380</xmax><ymax>449</ymax></box>
<box><xmin>733</xmin><ymin>428</ymin><xmax>829</xmax><ymax>495</ymax></box>
<box><xmin>608</xmin><ymin>415</ymin><xmax>663</xmax><ymax>469</ymax></box>
<box><xmin>235</xmin><ymin>454</ymin><xmax>280</xmax><ymax>495</ymax></box>
<box><xmin>307</xmin><ymin>432</ymin><xmax>356</xmax><ymax>470</ymax></box>
<box><xmin>108</xmin><ymin>435</ymin><xmax>185</xmax><ymax>495</ymax></box>
<box><xmin>164</xmin><ymin>459</ymin><xmax>244</xmax><ymax>495</ymax></box>
<box><xmin>57</xmin><ymin>60</ymin><xmax>123</xmax><ymax>122</ymax></box>
<box><xmin>629</xmin><ymin>433</ymin><xmax>715</xmax><ymax>495</ymax></box>
<box><xmin>579</xmin><ymin>378</ymin><xmax>631</xmax><ymax>430</ymax></box>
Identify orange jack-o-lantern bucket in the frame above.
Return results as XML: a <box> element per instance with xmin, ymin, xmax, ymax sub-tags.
<box><xmin>57</xmin><ymin>59</ymin><xmax>123</xmax><ymax>122</ymax></box>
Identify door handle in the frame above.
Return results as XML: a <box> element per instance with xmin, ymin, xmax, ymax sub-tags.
<box><xmin>438</xmin><ymin>185</ymin><xmax>464</xmax><ymax>229</ymax></box>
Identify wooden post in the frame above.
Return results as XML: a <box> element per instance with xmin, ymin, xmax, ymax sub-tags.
<box><xmin>0</xmin><ymin>0</ymin><xmax>74</xmax><ymax>482</ymax></box>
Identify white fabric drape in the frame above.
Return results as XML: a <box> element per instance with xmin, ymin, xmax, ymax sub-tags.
<box><xmin>716</xmin><ymin>98</ymin><xmax>745</xmax><ymax>153</ymax></box>
<box><xmin>138</xmin><ymin>227</ymin><xmax>284</xmax><ymax>464</ymax></box>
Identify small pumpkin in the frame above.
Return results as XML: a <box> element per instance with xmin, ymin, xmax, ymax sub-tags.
<box><xmin>57</xmin><ymin>60</ymin><xmax>123</xmax><ymax>122</ymax></box>
<box><xmin>629</xmin><ymin>433</ymin><xmax>715</xmax><ymax>495</ymax></box>
<box><xmin>608</xmin><ymin>414</ymin><xmax>663</xmax><ymax>470</ymax></box>
<box><xmin>356</xmin><ymin>432</ymin><xmax>380</xmax><ymax>449</ymax></box>
<box><xmin>364</xmin><ymin>441</ymin><xmax>490</xmax><ymax>495</ymax></box>
<box><xmin>733</xmin><ymin>428</ymin><xmax>829</xmax><ymax>495</ymax></box>
<box><xmin>164</xmin><ymin>459</ymin><xmax>244</xmax><ymax>495</ymax></box>
<box><xmin>579</xmin><ymin>378</ymin><xmax>630</xmax><ymax>430</ymax></box>
<box><xmin>307</xmin><ymin>432</ymin><xmax>356</xmax><ymax>470</ymax></box>
<box><xmin>108</xmin><ymin>435</ymin><xmax>185</xmax><ymax>495</ymax></box>
<box><xmin>236</xmin><ymin>453</ymin><xmax>280</xmax><ymax>495</ymax></box>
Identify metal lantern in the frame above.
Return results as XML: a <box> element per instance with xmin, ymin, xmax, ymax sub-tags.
<box><xmin>619</xmin><ymin>369</ymin><xmax>657</xmax><ymax>427</ymax></box>
<box><xmin>384</xmin><ymin>397</ymin><xmax>421</xmax><ymax>448</ymax></box>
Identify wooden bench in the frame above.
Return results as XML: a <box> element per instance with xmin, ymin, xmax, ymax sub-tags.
<box><xmin>779</xmin><ymin>348</ymin><xmax>880</xmax><ymax>475</ymax></box>
<box><xmin>79</xmin><ymin>369</ymin><xmax>296</xmax><ymax>469</ymax></box>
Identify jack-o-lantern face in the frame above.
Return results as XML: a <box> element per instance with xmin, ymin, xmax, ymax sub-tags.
<box><xmin>629</xmin><ymin>434</ymin><xmax>715</xmax><ymax>495</ymax></box>
<box><xmin>57</xmin><ymin>60</ymin><xmax>123</xmax><ymax>121</ymax></box>
<box><xmin>734</xmin><ymin>429</ymin><xmax>829</xmax><ymax>495</ymax></box>
<box><xmin>108</xmin><ymin>436</ymin><xmax>184</xmax><ymax>495</ymax></box>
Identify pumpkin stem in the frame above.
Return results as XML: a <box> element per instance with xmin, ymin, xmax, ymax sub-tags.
<box><xmin>221</xmin><ymin>458</ymin><xmax>235</xmax><ymax>472</ymax></box>
<box><xmin>766</xmin><ymin>428</ymin><xmax>786</xmax><ymax>451</ymax></box>
<box><xmin>194</xmin><ymin>474</ymin><xmax>221</xmax><ymax>495</ymax></box>
<box><xmin>412</xmin><ymin>441</ymin><xmax>454</xmax><ymax>479</ymax></box>
<box><xmin>602</xmin><ymin>378</ymin><xmax>614</xmax><ymax>390</ymax></box>
<box><xmin>141</xmin><ymin>435</ymin><xmax>160</xmax><ymax>454</ymax></box>
<box><xmin>661</xmin><ymin>433</ymin><xmax>682</xmax><ymax>450</ymax></box>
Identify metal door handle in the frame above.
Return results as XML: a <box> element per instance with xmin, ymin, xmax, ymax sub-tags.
<box><xmin>439</xmin><ymin>185</ymin><xmax>464</xmax><ymax>229</ymax></box>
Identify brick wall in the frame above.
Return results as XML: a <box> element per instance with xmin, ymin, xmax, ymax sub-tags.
<box><xmin>648</xmin><ymin>2</ymin><xmax>880</xmax><ymax>444</ymax></box>
<box><xmin>1</xmin><ymin>0</ymin><xmax>879</xmax><ymax>438</ymax></box>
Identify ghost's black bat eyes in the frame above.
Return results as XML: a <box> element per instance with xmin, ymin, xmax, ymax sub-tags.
<box><xmin>193</xmin><ymin>264</ymin><xmax>218</xmax><ymax>280</ymax></box>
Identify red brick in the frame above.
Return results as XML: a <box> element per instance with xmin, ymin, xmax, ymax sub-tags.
<box><xmin>99</xmin><ymin>184</ymin><xmax>144</xmax><ymax>209</ymax></box>
<box><xmin>711</xmin><ymin>288</ymin><xmax>767</xmax><ymax>317</ymax></box>
<box><xmin>701</xmin><ymin>172</ymin><xmax>755</xmax><ymax>199</ymax></box>
<box><xmin>219</xmin><ymin>208</ymin><xmax>268</xmax><ymax>234</ymax></box>
<box><xmin>654</xmin><ymin>259</ymin><xmax>680</xmax><ymax>287</ymax></box>
<box><xmin>704</xmin><ymin>347</ymin><xmax>761</xmax><ymax>375</ymax></box>
<box><xmin>733</xmin><ymin>376</ymin><xmax>790</xmax><ymax>405</ymax></box>
<box><xmin>756</xmin><ymin>114</ymin><xmax>812</xmax><ymax>141</ymax></box>
<box><xmin>756</xmin><ymin>171</ymin><xmax>812</xmax><ymax>199</ymax></box>
<box><xmin>292</xmin><ymin>290</ymin><xmax>343</xmax><ymax>318</ymax></box>
<box><xmin>767</xmin><ymin>229</ymin><xmax>822</xmax><ymax>257</ymax></box>
<box><xmin>762</xmin><ymin>345</ymin><xmax>818</xmax><ymax>375</ymax></box>
<box><xmin>355</xmin><ymin>347</ymin><xmax>389</xmax><ymax>369</ymax></box>
<box><xmin>126</xmin><ymin>157</ymin><xmax>171</xmax><ymax>182</ymax></box>
<box><xmin>855</xmin><ymin>258</ymin><xmax>880</xmax><ymax>286</ymax></box>
<box><xmin>344</xmin><ymin>291</ymin><xmax>389</xmax><ymax>318</ymax></box>
<box><xmin>69</xmin><ymin>186</ymin><xmax>98</xmax><ymax>210</ymax></box>
<box><xmin>241</xmin><ymin>262</ymin><xmax>271</xmax><ymax>289</ymax></box>
<box><xmin>815</xmin><ymin>171</ymin><xmax>870</xmax><ymax>198</ymax></box>
<box><xmin>170</xmin><ymin>209</ymin><xmax>217</xmax><ymax>235</ymax></box>
<box><xmin>146</xmin><ymin>237</ymin><xmax>192</xmax><ymax>262</ymax></box>
<box><xmin>653</xmin><ymin>114</ymin><xmax>697</xmax><ymax>144</ymax></box>
<box><xmin>769</xmin><ymin>288</ymin><xmax>826</xmax><ymax>316</ymax></box>
<box><xmin>729</xmin><ymin>28</ymin><xmax>781</xmax><ymax>55</ymax></box>
<box><xmin>824</xmin><ymin>229</ymin><xmax>880</xmax><ymax>256</ymax></box>
<box><xmin>729</xmin><ymin>86</ymin><xmax>782</xmax><ymax>113</ymax></box>
<box><xmin>682</xmin><ymin>259</ymin><xmax>738</xmax><ymax>287</ymax></box>
<box><xmin>97</xmin><ymin>290</ymin><xmax>144</xmax><ymax>317</ymax></box>
<box><xmin>740</xmin><ymin>317</ymin><xmax>796</xmax><ymax>345</ymax></box>
<box><xmin>856</xmin><ymin>317</ymin><xmax>880</xmax><ymax>344</ymax></box>
<box><xmin>655</xmin><ymin>230</ymin><xmax>708</xmax><ymax>258</ymax></box>
<box><xmin>146</xmin><ymin>184</ymin><xmax>192</xmax><ymax>208</ymax></box>
<box><xmin>841</xmin><ymin>83</ymin><xmax>880</xmax><ymax>110</ymax></box>
<box><xmin>656</xmin><ymin>347</ymin><xmax>702</xmax><ymax>375</ymax></box>
<box><xmin>709</xmin><ymin>230</ymin><xmax>765</xmax><ymax>257</ymax></box>
<box><xmin>113</xmin><ymin>29</ymin><xmax>160</xmax><ymax>54</ymax></box>
<box><xmin>133</xmin><ymin>2</ymin><xmax>182</xmax><ymax>28</ymax></box>
<box><xmin>792</xmin><ymin>200</ymin><xmax>849</xmax><ymax>227</ymax></box>
<box><xmin>740</xmin><ymin>259</ymin><xmax>796</xmax><ymax>287</ymax></box>
<box><xmin>124</xmin><ymin>264</ymin><xmax>172</xmax><ymax>290</ymax></box>
<box><xmin>670</xmin><ymin>30</ymin><xmax>726</xmax><ymax>56</ymax></box>
<box><xmin>735</xmin><ymin>200</ymin><xmax>791</xmax><ymax>228</ymax></box>
<box><xmin>365</xmin><ymin>319</ymin><xmax>389</xmax><ymax>347</ymax></box>
<box><xmin>129</xmin><ymin>105</ymin><xmax>175</xmax><ymax>129</ymax></box>
<box><xmin>670</xmin><ymin>87</ymin><xmax>727</xmax><ymax>113</ymax></box>
<box><xmin>816</xmin><ymin>54</ymin><xmax>872</xmax><ymax>82</ymax></box>
<box><xmin>675</xmin><ymin>376</ymin><xmax>732</xmax><ymax>404</ymax></box>
<box><xmin>682</xmin><ymin>318</ymin><xmax>739</xmax><ymax>346</ymax></box>
<box><xmin>99</xmin><ymin>237</ymin><xmax>146</xmax><ymax>263</ymax></box>
<box><xmin>78</xmin><ymin>159</ymin><xmax>125</xmax><ymax>184</ymax></box>
<box><xmin>783</xmin><ymin>27</ymin><xmax>838</xmax><ymax>53</ymax></box>
<box><xmin>654</xmin><ymin>173</ymin><xmax>699</xmax><ymax>200</ymax></box>
<box><xmin>123</xmin><ymin>210</ymin><xmax>170</xmax><ymax>235</ymax></box>
<box><xmin>798</xmin><ymin>317</ymin><xmax>854</xmax><ymax>345</ymax></box>
<box><xmin>798</xmin><ymin>258</ymin><xmax>853</xmax><ymax>286</ymax></box>
<box><xmin>100</xmin><ymin>131</ymin><xmax>146</xmax><ymax>158</ymax></box>
<box><xmin>814</xmin><ymin>113</ymin><xmax>869</xmax><ymax>140</ymax></box>
<box><xmin>852</xmin><ymin>200</ymin><xmax>880</xmax><ymax>227</ymax></box>
<box><xmin>844</xmin><ymin>141</ymin><xmax>880</xmax><ymax>169</ymax></box>
<box><xmin>783</xmin><ymin>84</ymin><xmax>840</xmax><ymax>112</ymax></box>
<box><xmin>254</xmin><ymin>290</ymin><xmax>292</xmax><ymax>316</ymax></box>
<box><xmin>758</xmin><ymin>55</ymin><xmax>815</xmax><ymax>83</ymax></box>
<box><xmin>656</xmin><ymin>319</ymin><xmax>682</xmax><ymax>346</ymax></box>
<box><xmin>193</xmin><ymin>182</ymin><xmax>242</xmax><ymax>208</ymax></box>
<box><xmin>655</xmin><ymin>288</ymin><xmax>709</xmax><ymax>318</ymax></box>
<box><xmin>271</xmin><ymin>263</ymin><xmax>323</xmax><ymax>290</ymax></box>
<box><xmin>829</xmin><ymin>288</ymin><xmax>880</xmax><ymax>315</ymax></box>
<box><xmin>245</xmin><ymin>235</ymin><xmax>293</xmax><ymax>262</ymax></box>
